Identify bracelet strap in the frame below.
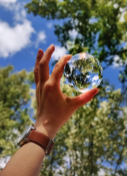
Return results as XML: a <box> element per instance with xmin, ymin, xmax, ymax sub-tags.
<box><xmin>28</xmin><ymin>130</ymin><xmax>54</xmax><ymax>155</ymax></box>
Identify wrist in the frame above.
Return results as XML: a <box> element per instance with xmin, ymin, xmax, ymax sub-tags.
<box><xmin>34</xmin><ymin>122</ymin><xmax>57</xmax><ymax>140</ymax></box>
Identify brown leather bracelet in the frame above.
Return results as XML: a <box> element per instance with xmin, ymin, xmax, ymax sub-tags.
<box><xmin>28</xmin><ymin>129</ymin><xmax>54</xmax><ymax>155</ymax></box>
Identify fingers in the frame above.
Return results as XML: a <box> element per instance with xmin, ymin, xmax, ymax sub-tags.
<box><xmin>51</xmin><ymin>55</ymin><xmax>72</xmax><ymax>83</ymax></box>
<box><xmin>34</xmin><ymin>49</ymin><xmax>44</xmax><ymax>85</ymax></box>
<box><xmin>70</xmin><ymin>88</ymin><xmax>100</xmax><ymax>110</ymax></box>
<box><xmin>39</xmin><ymin>44</ymin><xmax>55</xmax><ymax>85</ymax></box>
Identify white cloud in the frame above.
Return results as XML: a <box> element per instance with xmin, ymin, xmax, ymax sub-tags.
<box><xmin>47</xmin><ymin>23</ymin><xmax>53</xmax><ymax>28</ymax></box>
<box><xmin>112</xmin><ymin>55</ymin><xmax>127</xmax><ymax>68</ymax></box>
<box><xmin>0</xmin><ymin>1</ymin><xmax>35</xmax><ymax>58</ymax></box>
<box><xmin>35</xmin><ymin>31</ymin><xmax>46</xmax><ymax>48</ymax></box>
<box><xmin>69</xmin><ymin>29</ymin><xmax>78</xmax><ymax>39</ymax></box>
<box><xmin>92</xmin><ymin>75</ymin><xmax>99</xmax><ymax>82</ymax></box>
<box><xmin>0</xmin><ymin>1</ymin><xmax>26</xmax><ymax>22</ymax></box>
<box><xmin>14</xmin><ymin>8</ymin><xmax>26</xmax><ymax>22</ymax></box>
<box><xmin>113</xmin><ymin>55</ymin><xmax>121</xmax><ymax>67</ymax></box>
<box><xmin>52</xmin><ymin>45</ymin><xmax>67</xmax><ymax>60</ymax></box>
<box><xmin>0</xmin><ymin>0</ymin><xmax>17</xmax><ymax>4</ymax></box>
<box><xmin>0</xmin><ymin>20</ymin><xmax>35</xmax><ymax>58</ymax></box>
<box><xmin>0</xmin><ymin>0</ymin><xmax>17</xmax><ymax>10</ymax></box>
<box><xmin>92</xmin><ymin>82</ymin><xmax>96</xmax><ymax>86</ymax></box>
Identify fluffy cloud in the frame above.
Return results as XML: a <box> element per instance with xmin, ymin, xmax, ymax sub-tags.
<box><xmin>0</xmin><ymin>0</ymin><xmax>17</xmax><ymax>4</ymax></box>
<box><xmin>0</xmin><ymin>0</ymin><xmax>35</xmax><ymax>58</ymax></box>
<box><xmin>35</xmin><ymin>31</ymin><xmax>46</xmax><ymax>48</ymax></box>
<box><xmin>52</xmin><ymin>45</ymin><xmax>67</xmax><ymax>60</ymax></box>
<box><xmin>47</xmin><ymin>23</ymin><xmax>53</xmax><ymax>28</ymax></box>
<box><xmin>113</xmin><ymin>55</ymin><xmax>127</xmax><ymax>68</ymax></box>
<box><xmin>0</xmin><ymin>20</ymin><xmax>34</xmax><ymax>58</ymax></box>
<box><xmin>69</xmin><ymin>29</ymin><xmax>78</xmax><ymax>39</ymax></box>
<box><xmin>0</xmin><ymin>0</ymin><xmax>18</xmax><ymax>11</ymax></box>
<box><xmin>92</xmin><ymin>75</ymin><xmax>99</xmax><ymax>81</ymax></box>
<box><xmin>1</xmin><ymin>2</ymin><xmax>27</xmax><ymax>23</ymax></box>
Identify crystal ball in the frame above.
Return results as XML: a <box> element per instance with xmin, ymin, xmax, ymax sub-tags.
<box><xmin>63</xmin><ymin>53</ymin><xmax>103</xmax><ymax>93</ymax></box>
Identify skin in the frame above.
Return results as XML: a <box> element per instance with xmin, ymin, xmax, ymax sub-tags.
<box><xmin>1</xmin><ymin>44</ymin><xmax>99</xmax><ymax>176</ymax></box>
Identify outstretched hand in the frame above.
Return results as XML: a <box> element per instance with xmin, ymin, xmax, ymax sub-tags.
<box><xmin>34</xmin><ymin>44</ymin><xmax>99</xmax><ymax>139</ymax></box>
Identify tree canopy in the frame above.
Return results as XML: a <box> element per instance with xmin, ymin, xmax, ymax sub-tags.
<box><xmin>0</xmin><ymin>66</ymin><xmax>33</xmax><ymax>169</ymax></box>
<box><xmin>1</xmin><ymin>0</ymin><xmax>127</xmax><ymax>175</ymax></box>
<box><xmin>25</xmin><ymin>0</ymin><xmax>127</xmax><ymax>93</ymax></box>
<box><xmin>25</xmin><ymin>0</ymin><xmax>127</xmax><ymax>175</ymax></box>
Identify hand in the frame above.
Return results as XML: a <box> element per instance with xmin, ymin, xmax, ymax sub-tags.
<box><xmin>34</xmin><ymin>44</ymin><xmax>99</xmax><ymax>139</ymax></box>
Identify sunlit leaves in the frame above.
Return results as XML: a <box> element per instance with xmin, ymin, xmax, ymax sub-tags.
<box><xmin>0</xmin><ymin>66</ymin><xmax>32</xmax><ymax>160</ymax></box>
<box><xmin>25</xmin><ymin>0</ymin><xmax>127</xmax><ymax>87</ymax></box>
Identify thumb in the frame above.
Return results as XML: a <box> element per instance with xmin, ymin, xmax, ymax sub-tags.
<box><xmin>71</xmin><ymin>88</ymin><xmax>99</xmax><ymax>110</ymax></box>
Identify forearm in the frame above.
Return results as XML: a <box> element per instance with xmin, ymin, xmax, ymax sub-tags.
<box><xmin>1</xmin><ymin>142</ymin><xmax>45</xmax><ymax>176</ymax></box>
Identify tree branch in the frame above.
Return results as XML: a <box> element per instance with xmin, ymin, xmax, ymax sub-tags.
<box><xmin>88</xmin><ymin>132</ymin><xmax>94</xmax><ymax>175</ymax></box>
<box><xmin>113</xmin><ymin>147</ymin><xmax>124</xmax><ymax>176</ymax></box>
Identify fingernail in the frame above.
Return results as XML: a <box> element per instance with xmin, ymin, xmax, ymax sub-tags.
<box><xmin>38</xmin><ymin>49</ymin><xmax>42</xmax><ymax>55</ymax></box>
<box><xmin>67</xmin><ymin>55</ymin><xmax>72</xmax><ymax>61</ymax></box>
<box><xmin>50</xmin><ymin>44</ymin><xmax>55</xmax><ymax>51</ymax></box>
<box><xmin>93</xmin><ymin>88</ymin><xmax>100</xmax><ymax>96</ymax></box>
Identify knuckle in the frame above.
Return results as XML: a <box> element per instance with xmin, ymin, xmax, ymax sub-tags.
<box><xmin>66</xmin><ymin>97</ymin><xmax>71</xmax><ymax>103</ymax></box>
<box><xmin>36</xmin><ymin>55</ymin><xmax>42</xmax><ymax>62</ymax></box>
<box><xmin>37</xmin><ymin>55</ymin><xmax>40</xmax><ymax>60</ymax></box>
<box><xmin>37</xmin><ymin>50</ymin><xmax>43</xmax><ymax>58</ymax></box>
<box><xmin>47</xmin><ymin>47</ymin><xmax>53</xmax><ymax>54</ymax></box>
<box><xmin>44</xmin><ymin>82</ymin><xmax>55</xmax><ymax>92</ymax></box>
<box><xmin>34</xmin><ymin>68</ymin><xmax>38</xmax><ymax>74</ymax></box>
<box><xmin>55</xmin><ymin>62</ymin><xmax>59</xmax><ymax>69</ymax></box>
<box><xmin>39</xmin><ymin>60</ymin><xmax>46</xmax><ymax>67</ymax></box>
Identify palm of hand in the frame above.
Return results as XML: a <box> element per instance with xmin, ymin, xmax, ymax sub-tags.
<box><xmin>34</xmin><ymin>45</ymin><xmax>99</xmax><ymax>139</ymax></box>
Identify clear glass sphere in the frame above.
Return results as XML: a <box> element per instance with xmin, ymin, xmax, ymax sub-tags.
<box><xmin>63</xmin><ymin>53</ymin><xmax>103</xmax><ymax>93</ymax></box>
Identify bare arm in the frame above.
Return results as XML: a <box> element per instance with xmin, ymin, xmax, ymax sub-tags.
<box><xmin>1</xmin><ymin>44</ymin><xmax>99</xmax><ymax>176</ymax></box>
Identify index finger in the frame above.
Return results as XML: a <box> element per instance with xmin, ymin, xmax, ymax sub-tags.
<box><xmin>51</xmin><ymin>55</ymin><xmax>72</xmax><ymax>83</ymax></box>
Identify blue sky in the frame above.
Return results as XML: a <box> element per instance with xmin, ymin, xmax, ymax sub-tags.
<box><xmin>0</xmin><ymin>0</ymin><xmax>125</xmax><ymax>172</ymax></box>
<box><xmin>0</xmin><ymin>0</ymin><xmax>122</xmax><ymax>90</ymax></box>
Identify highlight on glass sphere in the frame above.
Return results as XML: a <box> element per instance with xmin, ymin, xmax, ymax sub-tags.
<box><xmin>63</xmin><ymin>52</ymin><xmax>103</xmax><ymax>93</ymax></box>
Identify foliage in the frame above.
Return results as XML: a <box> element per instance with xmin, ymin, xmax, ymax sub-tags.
<box><xmin>0</xmin><ymin>66</ymin><xmax>33</xmax><ymax>169</ymax></box>
<box><xmin>25</xmin><ymin>0</ymin><xmax>127</xmax><ymax>89</ymax></box>
<box><xmin>1</xmin><ymin>0</ymin><xmax>127</xmax><ymax>175</ymax></box>
<box><xmin>25</xmin><ymin>0</ymin><xmax>127</xmax><ymax>175</ymax></box>
<box><xmin>36</xmin><ymin>82</ymin><xmax>127</xmax><ymax>176</ymax></box>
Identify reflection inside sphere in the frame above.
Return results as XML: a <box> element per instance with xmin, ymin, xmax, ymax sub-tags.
<box><xmin>63</xmin><ymin>53</ymin><xmax>103</xmax><ymax>93</ymax></box>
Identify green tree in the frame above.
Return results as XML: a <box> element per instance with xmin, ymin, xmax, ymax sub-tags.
<box><xmin>25</xmin><ymin>0</ymin><xmax>127</xmax><ymax>88</ymax></box>
<box><xmin>35</xmin><ymin>82</ymin><xmax>126</xmax><ymax>176</ymax></box>
<box><xmin>25</xmin><ymin>0</ymin><xmax>127</xmax><ymax>175</ymax></box>
<box><xmin>0</xmin><ymin>66</ymin><xmax>33</xmax><ymax>169</ymax></box>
